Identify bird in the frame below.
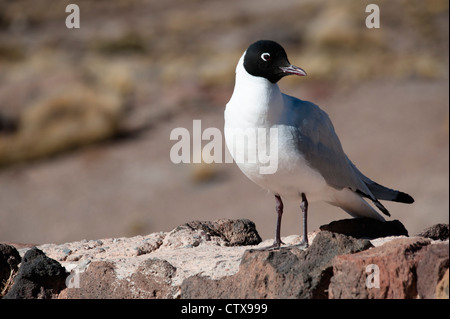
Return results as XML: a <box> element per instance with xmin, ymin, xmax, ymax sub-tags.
<box><xmin>224</xmin><ymin>40</ymin><xmax>414</xmax><ymax>250</ymax></box>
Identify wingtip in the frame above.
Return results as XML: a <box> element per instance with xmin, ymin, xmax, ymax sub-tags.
<box><xmin>395</xmin><ymin>192</ymin><xmax>415</xmax><ymax>204</ymax></box>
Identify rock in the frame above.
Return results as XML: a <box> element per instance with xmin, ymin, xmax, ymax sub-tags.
<box><xmin>417</xmin><ymin>224</ymin><xmax>449</xmax><ymax>241</ymax></box>
<box><xmin>62</xmin><ymin>259</ymin><xmax>177</xmax><ymax>299</ymax></box>
<box><xmin>416</xmin><ymin>242</ymin><xmax>449</xmax><ymax>298</ymax></box>
<box><xmin>319</xmin><ymin>218</ymin><xmax>409</xmax><ymax>239</ymax></box>
<box><xmin>188</xmin><ymin>219</ymin><xmax>262</xmax><ymax>246</ymax></box>
<box><xmin>436</xmin><ymin>269</ymin><xmax>449</xmax><ymax>299</ymax></box>
<box><xmin>3</xmin><ymin>247</ymin><xmax>68</xmax><ymax>299</ymax></box>
<box><xmin>36</xmin><ymin>219</ymin><xmax>261</xmax><ymax>299</ymax></box>
<box><xmin>0</xmin><ymin>244</ymin><xmax>21</xmax><ymax>296</ymax></box>
<box><xmin>3</xmin><ymin>219</ymin><xmax>447</xmax><ymax>299</ymax></box>
<box><xmin>61</xmin><ymin>261</ymin><xmax>118</xmax><ymax>299</ymax></box>
<box><xmin>180</xmin><ymin>249</ymin><xmax>302</xmax><ymax>299</ymax></box>
<box><xmin>180</xmin><ymin>231</ymin><xmax>372</xmax><ymax>298</ymax></box>
<box><xmin>329</xmin><ymin>237</ymin><xmax>432</xmax><ymax>299</ymax></box>
<box><xmin>161</xmin><ymin>219</ymin><xmax>261</xmax><ymax>249</ymax></box>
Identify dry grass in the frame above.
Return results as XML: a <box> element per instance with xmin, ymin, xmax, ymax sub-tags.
<box><xmin>0</xmin><ymin>86</ymin><xmax>123</xmax><ymax>167</ymax></box>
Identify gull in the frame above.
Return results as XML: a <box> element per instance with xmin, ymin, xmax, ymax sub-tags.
<box><xmin>224</xmin><ymin>40</ymin><xmax>414</xmax><ymax>249</ymax></box>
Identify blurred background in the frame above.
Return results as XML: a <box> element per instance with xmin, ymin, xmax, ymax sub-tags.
<box><xmin>0</xmin><ymin>0</ymin><xmax>448</xmax><ymax>245</ymax></box>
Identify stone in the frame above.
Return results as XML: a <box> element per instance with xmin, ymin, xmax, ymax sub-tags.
<box><xmin>180</xmin><ymin>231</ymin><xmax>372</xmax><ymax>298</ymax></box>
<box><xmin>416</xmin><ymin>242</ymin><xmax>449</xmax><ymax>298</ymax></box>
<box><xmin>161</xmin><ymin>219</ymin><xmax>262</xmax><ymax>249</ymax></box>
<box><xmin>417</xmin><ymin>224</ymin><xmax>449</xmax><ymax>241</ymax></box>
<box><xmin>329</xmin><ymin>237</ymin><xmax>431</xmax><ymax>299</ymax></box>
<box><xmin>135</xmin><ymin>234</ymin><xmax>165</xmax><ymax>256</ymax></box>
<box><xmin>3</xmin><ymin>247</ymin><xmax>68</xmax><ymax>299</ymax></box>
<box><xmin>0</xmin><ymin>244</ymin><xmax>21</xmax><ymax>296</ymax></box>
<box><xmin>134</xmin><ymin>259</ymin><xmax>177</xmax><ymax>298</ymax></box>
<box><xmin>4</xmin><ymin>219</ymin><xmax>446</xmax><ymax>299</ymax></box>
<box><xmin>63</xmin><ymin>259</ymin><xmax>177</xmax><ymax>299</ymax></box>
<box><xmin>436</xmin><ymin>268</ymin><xmax>449</xmax><ymax>299</ymax></box>
<box><xmin>202</xmin><ymin>218</ymin><xmax>262</xmax><ymax>246</ymax></box>
<box><xmin>319</xmin><ymin>218</ymin><xmax>409</xmax><ymax>239</ymax></box>
<box><xmin>62</xmin><ymin>261</ymin><xmax>122</xmax><ymax>299</ymax></box>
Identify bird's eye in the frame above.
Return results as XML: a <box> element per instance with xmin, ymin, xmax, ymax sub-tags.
<box><xmin>261</xmin><ymin>53</ymin><xmax>271</xmax><ymax>62</ymax></box>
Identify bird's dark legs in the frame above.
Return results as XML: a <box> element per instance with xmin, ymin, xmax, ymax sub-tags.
<box><xmin>256</xmin><ymin>193</ymin><xmax>309</xmax><ymax>251</ymax></box>
<box><xmin>272</xmin><ymin>195</ymin><xmax>285</xmax><ymax>248</ymax></box>
<box><xmin>256</xmin><ymin>194</ymin><xmax>285</xmax><ymax>250</ymax></box>
<box><xmin>298</xmin><ymin>193</ymin><xmax>309</xmax><ymax>249</ymax></box>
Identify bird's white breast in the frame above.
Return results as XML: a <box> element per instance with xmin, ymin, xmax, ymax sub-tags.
<box><xmin>224</xmin><ymin>56</ymin><xmax>329</xmax><ymax>201</ymax></box>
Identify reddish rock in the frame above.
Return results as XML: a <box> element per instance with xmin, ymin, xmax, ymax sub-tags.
<box><xmin>3</xmin><ymin>219</ymin><xmax>447</xmax><ymax>299</ymax></box>
<box><xmin>180</xmin><ymin>231</ymin><xmax>373</xmax><ymax>298</ymax></box>
<box><xmin>416</xmin><ymin>242</ymin><xmax>449</xmax><ymax>298</ymax></box>
<box><xmin>436</xmin><ymin>269</ymin><xmax>449</xmax><ymax>299</ymax></box>
<box><xmin>62</xmin><ymin>259</ymin><xmax>177</xmax><ymax>299</ymax></box>
<box><xmin>181</xmin><ymin>248</ymin><xmax>305</xmax><ymax>299</ymax></box>
<box><xmin>329</xmin><ymin>237</ymin><xmax>432</xmax><ymax>299</ymax></box>
<box><xmin>62</xmin><ymin>261</ymin><xmax>119</xmax><ymax>299</ymax></box>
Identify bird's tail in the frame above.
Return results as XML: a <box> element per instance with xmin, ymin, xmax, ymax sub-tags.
<box><xmin>365</xmin><ymin>181</ymin><xmax>414</xmax><ymax>204</ymax></box>
<box><xmin>348</xmin><ymin>158</ymin><xmax>415</xmax><ymax>205</ymax></box>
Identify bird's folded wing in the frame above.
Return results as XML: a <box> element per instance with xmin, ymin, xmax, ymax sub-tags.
<box><xmin>283</xmin><ymin>95</ymin><xmax>373</xmax><ymax>197</ymax></box>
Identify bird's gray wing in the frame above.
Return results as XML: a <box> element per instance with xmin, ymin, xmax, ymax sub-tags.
<box><xmin>282</xmin><ymin>95</ymin><xmax>391</xmax><ymax>216</ymax></box>
<box><xmin>282</xmin><ymin>95</ymin><xmax>376</xmax><ymax>196</ymax></box>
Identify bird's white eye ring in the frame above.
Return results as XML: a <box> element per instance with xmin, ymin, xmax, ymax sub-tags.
<box><xmin>261</xmin><ymin>53</ymin><xmax>271</xmax><ymax>62</ymax></box>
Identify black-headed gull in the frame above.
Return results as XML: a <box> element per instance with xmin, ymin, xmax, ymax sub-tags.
<box><xmin>224</xmin><ymin>40</ymin><xmax>414</xmax><ymax>249</ymax></box>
